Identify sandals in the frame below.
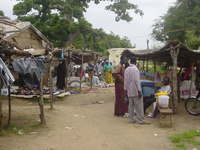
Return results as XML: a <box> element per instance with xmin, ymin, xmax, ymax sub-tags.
<box><xmin>139</xmin><ymin>121</ymin><xmax>151</xmax><ymax>125</ymax></box>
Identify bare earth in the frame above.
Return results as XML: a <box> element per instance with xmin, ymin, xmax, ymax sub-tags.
<box><xmin>0</xmin><ymin>87</ymin><xmax>200</xmax><ymax>150</ymax></box>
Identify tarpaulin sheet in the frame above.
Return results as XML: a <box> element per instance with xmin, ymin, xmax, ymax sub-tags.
<box><xmin>12</xmin><ymin>56</ymin><xmax>47</xmax><ymax>88</ymax></box>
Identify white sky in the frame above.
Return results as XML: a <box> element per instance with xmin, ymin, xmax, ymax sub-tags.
<box><xmin>0</xmin><ymin>0</ymin><xmax>176</xmax><ymax>49</ymax></box>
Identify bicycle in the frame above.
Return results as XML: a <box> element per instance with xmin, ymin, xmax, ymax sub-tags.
<box><xmin>185</xmin><ymin>93</ymin><xmax>200</xmax><ymax>115</ymax></box>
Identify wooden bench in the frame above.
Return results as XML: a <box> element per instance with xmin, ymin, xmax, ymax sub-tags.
<box><xmin>158</xmin><ymin>108</ymin><xmax>173</xmax><ymax>127</ymax></box>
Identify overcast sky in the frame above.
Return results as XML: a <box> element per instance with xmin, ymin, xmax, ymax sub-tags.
<box><xmin>0</xmin><ymin>0</ymin><xmax>176</xmax><ymax>49</ymax></box>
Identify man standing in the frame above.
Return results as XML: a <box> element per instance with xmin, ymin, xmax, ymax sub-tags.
<box><xmin>124</xmin><ymin>57</ymin><xmax>150</xmax><ymax>124</ymax></box>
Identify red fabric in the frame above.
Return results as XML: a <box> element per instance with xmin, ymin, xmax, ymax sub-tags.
<box><xmin>78</xmin><ymin>68</ymin><xmax>85</xmax><ymax>77</ymax></box>
<box><xmin>184</xmin><ymin>67</ymin><xmax>191</xmax><ymax>80</ymax></box>
<box><xmin>114</xmin><ymin>65</ymin><xmax>128</xmax><ymax>116</ymax></box>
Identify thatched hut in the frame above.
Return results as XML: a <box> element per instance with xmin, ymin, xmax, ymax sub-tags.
<box><xmin>121</xmin><ymin>40</ymin><xmax>200</xmax><ymax>114</ymax></box>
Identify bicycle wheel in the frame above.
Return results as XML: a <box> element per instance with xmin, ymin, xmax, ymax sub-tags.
<box><xmin>185</xmin><ymin>98</ymin><xmax>200</xmax><ymax>115</ymax></box>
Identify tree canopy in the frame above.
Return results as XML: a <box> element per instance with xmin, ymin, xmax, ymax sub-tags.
<box><xmin>152</xmin><ymin>0</ymin><xmax>200</xmax><ymax>49</ymax></box>
<box><xmin>0</xmin><ymin>10</ymin><xmax>4</xmax><ymax>16</ymax></box>
<box><xmin>13</xmin><ymin>0</ymin><xmax>143</xmax><ymax>54</ymax></box>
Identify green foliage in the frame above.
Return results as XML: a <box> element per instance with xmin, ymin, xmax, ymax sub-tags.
<box><xmin>105</xmin><ymin>0</ymin><xmax>143</xmax><ymax>22</ymax></box>
<box><xmin>0</xmin><ymin>10</ymin><xmax>4</xmax><ymax>16</ymax></box>
<box><xmin>185</xmin><ymin>30</ymin><xmax>200</xmax><ymax>49</ymax></box>
<box><xmin>13</xmin><ymin>0</ymin><xmax>139</xmax><ymax>53</ymax></box>
<box><xmin>152</xmin><ymin>0</ymin><xmax>200</xmax><ymax>47</ymax></box>
<box><xmin>169</xmin><ymin>129</ymin><xmax>200</xmax><ymax>150</ymax></box>
<box><xmin>73</xmin><ymin>29</ymin><xmax>133</xmax><ymax>55</ymax></box>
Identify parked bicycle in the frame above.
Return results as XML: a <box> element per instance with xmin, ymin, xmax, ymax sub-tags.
<box><xmin>185</xmin><ymin>92</ymin><xmax>200</xmax><ymax>115</ymax></box>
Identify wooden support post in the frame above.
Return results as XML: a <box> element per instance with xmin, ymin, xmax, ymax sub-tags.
<box><xmin>38</xmin><ymin>77</ymin><xmax>46</xmax><ymax>125</ymax></box>
<box><xmin>0</xmin><ymin>79</ymin><xmax>3</xmax><ymax>132</ymax></box>
<box><xmin>170</xmin><ymin>48</ymin><xmax>179</xmax><ymax>114</ymax></box>
<box><xmin>153</xmin><ymin>60</ymin><xmax>156</xmax><ymax>81</ymax></box>
<box><xmin>6</xmin><ymin>85</ymin><xmax>11</xmax><ymax>127</ymax></box>
<box><xmin>49</xmin><ymin>59</ymin><xmax>54</xmax><ymax>110</ymax></box>
<box><xmin>0</xmin><ymin>95</ymin><xmax>3</xmax><ymax>132</ymax></box>
<box><xmin>146</xmin><ymin>60</ymin><xmax>149</xmax><ymax>73</ymax></box>
<box><xmin>79</xmin><ymin>54</ymin><xmax>83</xmax><ymax>92</ymax></box>
<box><xmin>66</xmin><ymin>52</ymin><xmax>70</xmax><ymax>90</ymax></box>
<box><xmin>189</xmin><ymin>63</ymin><xmax>195</xmax><ymax>98</ymax></box>
<box><xmin>142</xmin><ymin>60</ymin><xmax>145</xmax><ymax>71</ymax></box>
<box><xmin>177</xmin><ymin>68</ymin><xmax>183</xmax><ymax>102</ymax></box>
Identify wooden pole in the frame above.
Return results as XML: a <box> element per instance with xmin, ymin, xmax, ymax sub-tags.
<box><xmin>142</xmin><ymin>60</ymin><xmax>145</xmax><ymax>71</ymax></box>
<box><xmin>0</xmin><ymin>82</ymin><xmax>3</xmax><ymax>132</ymax></box>
<box><xmin>79</xmin><ymin>54</ymin><xmax>83</xmax><ymax>92</ymax></box>
<box><xmin>189</xmin><ymin>63</ymin><xmax>195</xmax><ymax>98</ymax></box>
<box><xmin>177</xmin><ymin>68</ymin><xmax>183</xmax><ymax>102</ymax></box>
<box><xmin>66</xmin><ymin>52</ymin><xmax>70</xmax><ymax>90</ymax></box>
<box><xmin>0</xmin><ymin>96</ymin><xmax>2</xmax><ymax>132</ymax></box>
<box><xmin>6</xmin><ymin>85</ymin><xmax>11</xmax><ymax>127</ymax></box>
<box><xmin>153</xmin><ymin>60</ymin><xmax>156</xmax><ymax>81</ymax></box>
<box><xmin>146</xmin><ymin>60</ymin><xmax>149</xmax><ymax>79</ymax></box>
<box><xmin>0</xmin><ymin>78</ymin><xmax>3</xmax><ymax>132</ymax></box>
<box><xmin>49</xmin><ymin>59</ymin><xmax>54</xmax><ymax>110</ymax></box>
<box><xmin>170</xmin><ymin>48</ymin><xmax>180</xmax><ymax>114</ymax></box>
<box><xmin>38</xmin><ymin>77</ymin><xmax>46</xmax><ymax>125</ymax></box>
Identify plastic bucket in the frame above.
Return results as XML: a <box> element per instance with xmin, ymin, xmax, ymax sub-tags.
<box><xmin>155</xmin><ymin>91</ymin><xmax>168</xmax><ymax>100</ymax></box>
<box><xmin>158</xmin><ymin>95</ymin><xmax>169</xmax><ymax>108</ymax></box>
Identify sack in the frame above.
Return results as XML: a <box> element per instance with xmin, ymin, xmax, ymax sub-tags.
<box><xmin>124</xmin><ymin>97</ymin><xmax>129</xmax><ymax>104</ymax></box>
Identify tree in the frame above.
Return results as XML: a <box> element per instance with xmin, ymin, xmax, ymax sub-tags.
<box><xmin>13</xmin><ymin>0</ymin><xmax>142</xmax><ymax>50</ymax></box>
<box><xmin>152</xmin><ymin>0</ymin><xmax>200</xmax><ymax>49</ymax></box>
<box><xmin>0</xmin><ymin>10</ymin><xmax>4</xmax><ymax>16</ymax></box>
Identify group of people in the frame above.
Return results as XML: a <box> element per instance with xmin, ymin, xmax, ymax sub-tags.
<box><xmin>113</xmin><ymin>56</ymin><xmax>150</xmax><ymax>124</ymax></box>
<box><xmin>113</xmin><ymin>56</ymin><xmax>172</xmax><ymax>124</ymax></box>
<box><xmin>96</xmin><ymin>59</ymin><xmax>114</xmax><ymax>84</ymax></box>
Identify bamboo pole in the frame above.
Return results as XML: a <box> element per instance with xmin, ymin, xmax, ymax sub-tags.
<box><xmin>38</xmin><ymin>77</ymin><xmax>46</xmax><ymax>125</ymax></box>
<box><xmin>189</xmin><ymin>63</ymin><xmax>195</xmax><ymax>98</ymax></box>
<box><xmin>170</xmin><ymin>48</ymin><xmax>180</xmax><ymax>114</ymax></box>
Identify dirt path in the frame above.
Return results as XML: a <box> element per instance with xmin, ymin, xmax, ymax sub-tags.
<box><xmin>0</xmin><ymin>87</ymin><xmax>200</xmax><ymax>150</ymax></box>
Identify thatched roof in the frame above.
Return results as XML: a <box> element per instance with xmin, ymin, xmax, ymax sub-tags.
<box><xmin>53</xmin><ymin>48</ymin><xmax>99</xmax><ymax>64</ymax></box>
<box><xmin>121</xmin><ymin>41</ymin><xmax>200</xmax><ymax>68</ymax></box>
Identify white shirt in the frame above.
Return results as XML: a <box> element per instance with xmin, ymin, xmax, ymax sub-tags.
<box><xmin>159</xmin><ymin>85</ymin><xmax>171</xmax><ymax>94</ymax></box>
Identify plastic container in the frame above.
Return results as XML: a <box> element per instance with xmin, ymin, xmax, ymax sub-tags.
<box><xmin>155</xmin><ymin>91</ymin><xmax>168</xmax><ymax>100</ymax></box>
<box><xmin>1</xmin><ymin>88</ymin><xmax>8</xmax><ymax>95</ymax></box>
<box><xmin>158</xmin><ymin>95</ymin><xmax>169</xmax><ymax>108</ymax></box>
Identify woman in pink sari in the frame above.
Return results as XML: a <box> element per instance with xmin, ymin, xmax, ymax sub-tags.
<box><xmin>113</xmin><ymin>56</ymin><xmax>128</xmax><ymax>116</ymax></box>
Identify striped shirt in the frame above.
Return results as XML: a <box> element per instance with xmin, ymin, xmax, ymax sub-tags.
<box><xmin>124</xmin><ymin>64</ymin><xmax>141</xmax><ymax>97</ymax></box>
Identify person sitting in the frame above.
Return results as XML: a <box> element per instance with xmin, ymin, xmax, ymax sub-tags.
<box><xmin>91</xmin><ymin>75</ymin><xmax>100</xmax><ymax>86</ymax></box>
<box><xmin>148</xmin><ymin>76</ymin><xmax>171</xmax><ymax>118</ymax></box>
<box><xmin>158</xmin><ymin>76</ymin><xmax>171</xmax><ymax>94</ymax></box>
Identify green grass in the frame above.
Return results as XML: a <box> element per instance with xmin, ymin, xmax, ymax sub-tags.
<box><xmin>30</xmin><ymin>96</ymin><xmax>50</xmax><ymax>103</ymax></box>
<box><xmin>1</xmin><ymin>121</ymin><xmax>42</xmax><ymax>136</ymax></box>
<box><xmin>169</xmin><ymin>129</ymin><xmax>200</xmax><ymax>150</ymax></box>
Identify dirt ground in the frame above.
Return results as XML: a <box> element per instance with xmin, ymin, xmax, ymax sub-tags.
<box><xmin>0</xmin><ymin>87</ymin><xmax>200</xmax><ymax>150</ymax></box>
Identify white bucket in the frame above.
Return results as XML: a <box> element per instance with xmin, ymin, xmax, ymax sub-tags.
<box><xmin>158</xmin><ymin>95</ymin><xmax>169</xmax><ymax>108</ymax></box>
